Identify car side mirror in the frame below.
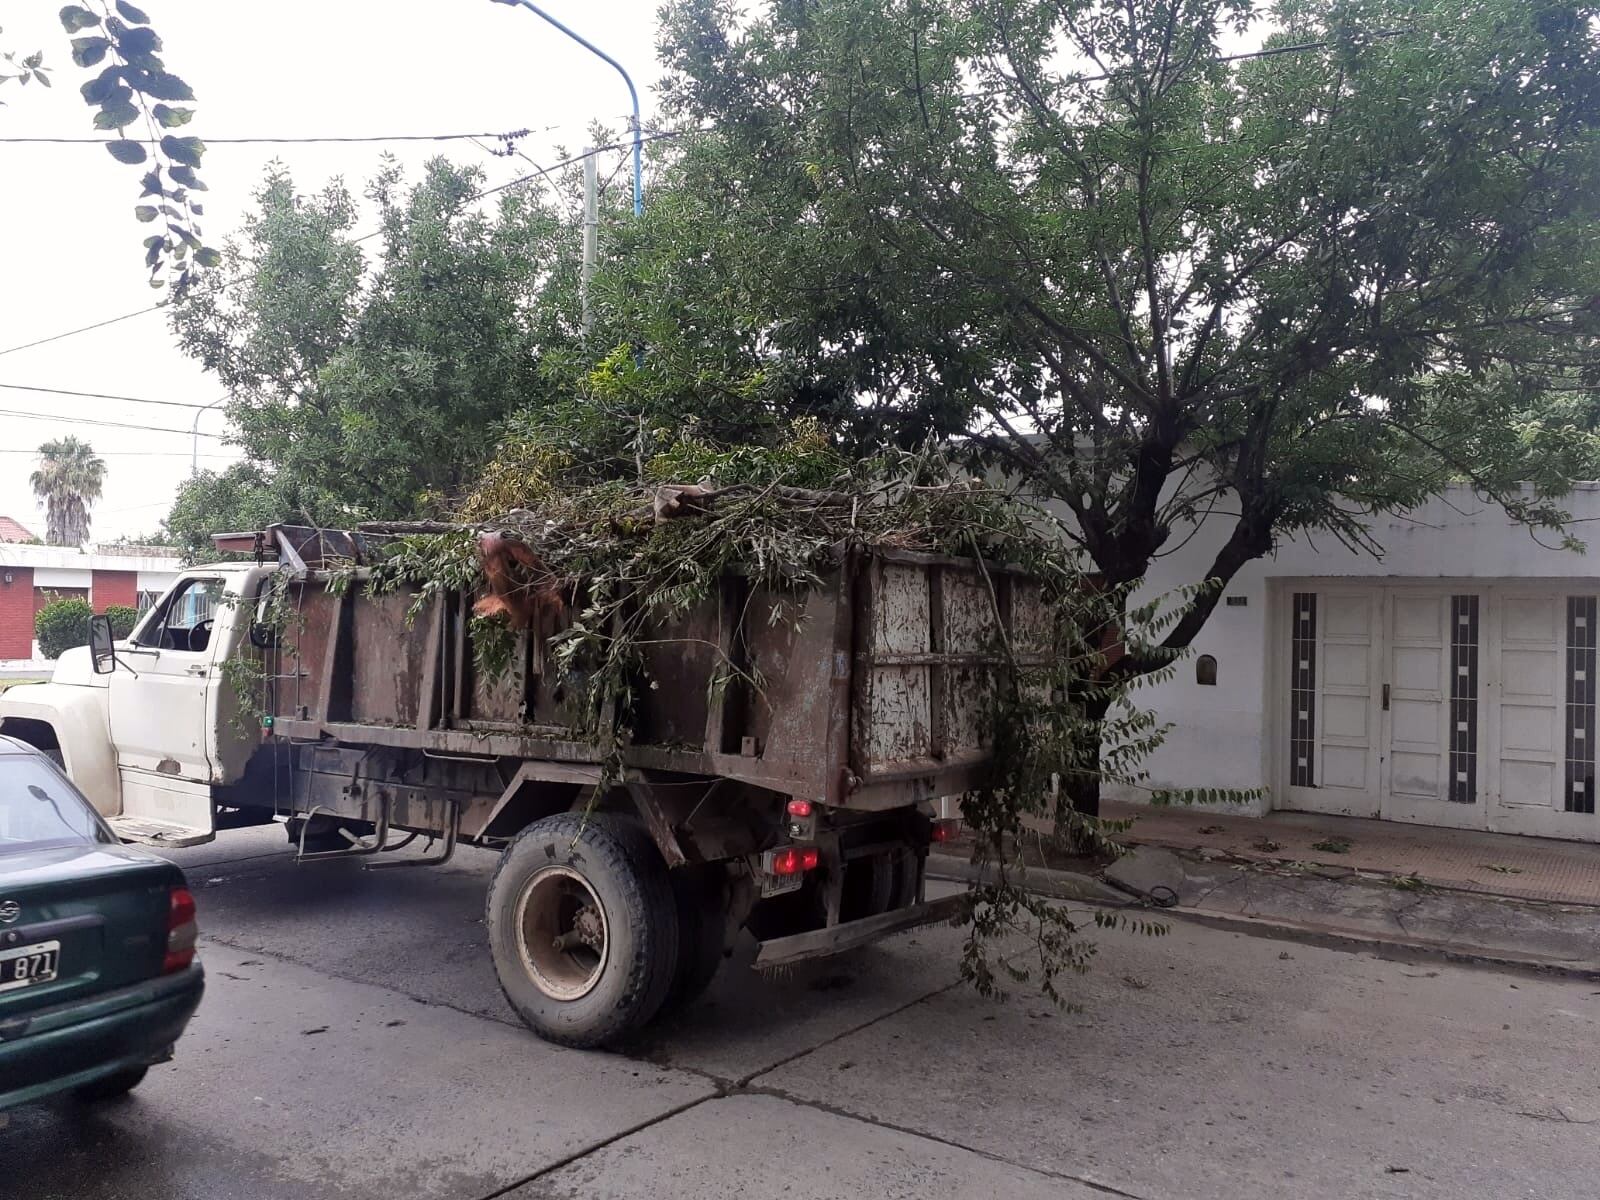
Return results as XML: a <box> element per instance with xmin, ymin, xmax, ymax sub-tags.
<box><xmin>89</xmin><ymin>614</ymin><xmax>116</xmax><ymax>675</ymax></box>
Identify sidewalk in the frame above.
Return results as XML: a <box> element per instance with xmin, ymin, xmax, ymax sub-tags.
<box><xmin>1105</xmin><ymin>799</ymin><xmax>1600</xmax><ymax>907</ymax></box>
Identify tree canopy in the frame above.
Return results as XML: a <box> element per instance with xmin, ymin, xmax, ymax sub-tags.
<box><xmin>166</xmin><ymin>157</ymin><xmax>589</xmax><ymax>544</ymax></box>
<box><xmin>624</xmin><ymin>0</ymin><xmax>1600</xmax><ymax>616</ymax></box>
<box><xmin>31</xmin><ymin>435</ymin><xmax>106</xmax><ymax>546</ymax></box>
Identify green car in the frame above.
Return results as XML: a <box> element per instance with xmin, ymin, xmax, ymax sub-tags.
<box><xmin>0</xmin><ymin>736</ymin><xmax>204</xmax><ymax>1110</ymax></box>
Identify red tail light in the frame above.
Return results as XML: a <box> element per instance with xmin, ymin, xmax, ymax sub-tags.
<box><xmin>930</xmin><ymin>819</ymin><xmax>961</xmax><ymax>844</ymax></box>
<box><xmin>163</xmin><ymin>885</ymin><xmax>198</xmax><ymax>974</ymax></box>
<box><xmin>786</xmin><ymin>800</ymin><xmax>813</xmax><ymax>818</ymax></box>
<box><xmin>767</xmin><ymin>846</ymin><xmax>822</xmax><ymax>877</ymax></box>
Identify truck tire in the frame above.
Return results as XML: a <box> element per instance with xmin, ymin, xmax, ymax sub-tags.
<box><xmin>660</xmin><ymin>865</ymin><xmax>727</xmax><ymax>1015</ymax></box>
<box><xmin>486</xmin><ymin>812</ymin><xmax>679</xmax><ymax>1049</ymax></box>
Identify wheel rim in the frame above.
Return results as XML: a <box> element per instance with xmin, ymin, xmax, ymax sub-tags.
<box><xmin>515</xmin><ymin>865</ymin><xmax>609</xmax><ymax>1001</ymax></box>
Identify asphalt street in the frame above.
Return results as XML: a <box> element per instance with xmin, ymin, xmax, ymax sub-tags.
<box><xmin>3</xmin><ymin>824</ymin><xmax>1598</xmax><ymax>1199</ymax></box>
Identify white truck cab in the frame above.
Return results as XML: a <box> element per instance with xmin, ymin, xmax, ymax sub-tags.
<box><xmin>0</xmin><ymin>563</ymin><xmax>274</xmax><ymax>847</ymax></box>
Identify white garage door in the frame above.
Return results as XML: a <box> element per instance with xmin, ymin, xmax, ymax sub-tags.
<box><xmin>1280</xmin><ymin>584</ymin><xmax>1598</xmax><ymax>840</ymax></box>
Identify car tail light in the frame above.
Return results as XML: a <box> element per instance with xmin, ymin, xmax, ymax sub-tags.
<box><xmin>786</xmin><ymin>800</ymin><xmax>813</xmax><ymax>818</ymax></box>
<box><xmin>766</xmin><ymin>846</ymin><xmax>822</xmax><ymax>877</ymax></box>
<box><xmin>163</xmin><ymin>886</ymin><xmax>198</xmax><ymax>974</ymax></box>
<box><xmin>930</xmin><ymin>819</ymin><xmax>961</xmax><ymax>844</ymax></box>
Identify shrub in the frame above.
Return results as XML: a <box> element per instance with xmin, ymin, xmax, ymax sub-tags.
<box><xmin>34</xmin><ymin>597</ymin><xmax>95</xmax><ymax>660</ymax></box>
<box><xmin>104</xmin><ymin>604</ymin><xmax>141</xmax><ymax>639</ymax></box>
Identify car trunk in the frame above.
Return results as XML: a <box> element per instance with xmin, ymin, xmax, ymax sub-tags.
<box><xmin>0</xmin><ymin>843</ymin><xmax>177</xmax><ymax>1020</ymax></box>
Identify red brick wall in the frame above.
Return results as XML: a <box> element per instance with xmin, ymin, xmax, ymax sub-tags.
<box><xmin>92</xmin><ymin>569</ymin><xmax>138</xmax><ymax>613</ymax></box>
<box><xmin>0</xmin><ymin>567</ymin><xmax>35</xmax><ymax>660</ymax></box>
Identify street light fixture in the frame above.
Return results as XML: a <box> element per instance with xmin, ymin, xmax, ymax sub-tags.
<box><xmin>492</xmin><ymin>0</ymin><xmax>643</xmax><ymax>216</ymax></box>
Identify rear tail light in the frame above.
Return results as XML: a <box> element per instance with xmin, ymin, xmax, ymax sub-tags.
<box><xmin>930</xmin><ymin>819</ymin><xmax>961</xmax><ymax>844</ymax></box>
<box><xmin>163</xmin><ymin>886</ymin><xmax>198</xmax><ymax>974</ymax></box>
<box><xmin>766</xmin><ymin>846</ymin><xmax>822</xmax><ymax>877</ymax></box>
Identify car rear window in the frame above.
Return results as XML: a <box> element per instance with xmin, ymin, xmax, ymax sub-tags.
<box><xmin>0</xmin><ymin>758</ymin><xmax>115</xmax><ymax>853</ymax></box>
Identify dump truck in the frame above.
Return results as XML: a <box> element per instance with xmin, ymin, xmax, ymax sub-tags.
<box><xmin>0</xmin><ymin>524</ymin><xmax>1046</xmax><ymax>1047</ymax></box>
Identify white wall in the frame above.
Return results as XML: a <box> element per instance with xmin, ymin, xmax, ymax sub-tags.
<box><xmin>1092</xmin><ymin>483</ymin><xmax>1600</xmax><ymax>812</ymax></box>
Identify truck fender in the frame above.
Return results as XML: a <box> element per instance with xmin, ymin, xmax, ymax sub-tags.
<box><xmin>0</xmin><ymin>682</ymin><xmax>119</xmax><ymax>818</ymax></box>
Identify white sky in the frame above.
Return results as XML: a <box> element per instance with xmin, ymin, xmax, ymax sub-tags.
<box><xmin>0</xmin><ymin>0</ymin><xmax>662</xmax><ymax>543</ymax></box>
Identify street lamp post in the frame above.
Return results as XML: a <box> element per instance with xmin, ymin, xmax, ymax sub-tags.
<box><xmin>191</xmin><ymin>397</ymin><xmax>223</xmax><ymax>474</ymax></box>
<box><xmin>492</xmin><ymin>0</ymin><xmax>643</xmax><ymax>217</ymax></box>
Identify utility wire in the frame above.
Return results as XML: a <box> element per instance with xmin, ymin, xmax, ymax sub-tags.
<box><xmin>0</xmin><ymin>123</ymin><xmax>579</xmax><ymax>146</ymax></box>
<box><xmin>0</xmin><ymin>406</ymin><xmax>226</xmax><ymax>437</ymax></box>
<box><xmin>0</xmin><ymin>382</ymin><xmax>216</xmax><ymax>410</ymax></box>
<box><xmin>0</xmin><ymin>448</ymin><xmax>237</xmax><ymax>457</ymax></box>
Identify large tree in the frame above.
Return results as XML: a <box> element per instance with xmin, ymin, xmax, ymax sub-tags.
<box><xmin>607</xmin><ymin>0</ymin><xmax>1600</xmax><ymax>812</ymax></box>
<box><xmin>31</xmin><ymin>436</ymin><xmax>106</xmax><ymax>546</ymax></box>
<box><xmin>169</xmin><ymin>158</ymin><xmax>586</xmax><ymax>529</ymax></box>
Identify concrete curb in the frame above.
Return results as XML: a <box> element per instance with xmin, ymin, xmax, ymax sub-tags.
<box><xmin>1162</xmin><ymin>906</ymin><xmax>1600</xmax><ymax>982</ymax></box>
<box><xmin>925</xmin><ymin>852</ymin><xmax>1600</xmax><ymax>983</ymax></box>
<box><xmin>924</xmin><ymin>854</ymin><xmax>1131</xmax><ymax>906</ymax></box>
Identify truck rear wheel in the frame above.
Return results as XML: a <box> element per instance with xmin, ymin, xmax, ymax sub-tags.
<box><xmin>487</xmin><ymin>812</ymin><xmax>679</xmax><ymax>1049</ymax></box>
<box><xmin>660</xmin><ymin>865</ymin><xmax>727</xmax><ymax>1015</ymax></box>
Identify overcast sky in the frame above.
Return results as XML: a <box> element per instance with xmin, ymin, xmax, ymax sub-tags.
<box><xmin>0</xmin><ymin>0</ymin><xmax>662</xmax><ymax>544</ymax></box>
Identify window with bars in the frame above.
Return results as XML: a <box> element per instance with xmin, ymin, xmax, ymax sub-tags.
<box><xmin>1290</xmin><ymin>593</ymin><xmax>1316</xmax><ymax>787</ymax></box>
<box><xmin>1567</xmin><ymin>596</ymin><xmax>1597</xmax><ymax>815</ymax></box>
<box><xmin>1448</xmin><ymin>595</ymin><xmax>1479</xmax><ymax>805</ymax></box>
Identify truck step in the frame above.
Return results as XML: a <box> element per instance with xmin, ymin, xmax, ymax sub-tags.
<box><xmin>106</xmin><ymin>815</ymin><xmax>216</xmax><ymax>848</ymax></box>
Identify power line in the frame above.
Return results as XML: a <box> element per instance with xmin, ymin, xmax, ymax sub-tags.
<box><xmin>0</xmin><ymin>304</ymin><xmax>168</xmax><ymax>358</ymax></box>
<box><xmin>0</xmin><ymin>125</ymin><xmax>574</xmax><ymax>147</ymax></box>
<box><xmin>0</xmin><ymin>131</ymin><xmax>702</xmax><ymax>362</ymax></box>
<box><xmin>0</xmin><ymin>382</ymin><xmax>217</xmax><ymax>410</ymax></box>
<box><xmin>0</xmin><ymin>449</ymin><xmax>238</xmax><ymax>458</ymax></box>
<box><xmin>0</xmin><ymin>407</ymin><xmax>226</xmax><ymax>437</ymax></box>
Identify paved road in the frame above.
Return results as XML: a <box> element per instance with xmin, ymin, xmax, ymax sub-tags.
<box><xmin>4</xmin><ymin>825</ymin><xmax>1598</xmax><ymax>1199</ymax></box>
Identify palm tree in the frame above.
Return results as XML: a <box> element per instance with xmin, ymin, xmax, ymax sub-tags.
<box><xmin>30</xmin><ymin>437</ymin><xmax>107</xmax><ymax>547</ymax></box>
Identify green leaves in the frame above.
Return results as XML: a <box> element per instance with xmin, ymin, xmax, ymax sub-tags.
<box><xmin>93</xmin><ymin>102</ymin><xmax>139</xmax><ymax>129</ymax></box>
<box><xmin>70</xmin><ymin>35</ymin><xmax>109</xmax><ymax>66</ymax></box>
<box><xmin>51</xmin><ymin>4</ymin><xmax>215</xmax><ymax>285</ymax></box>
<box><xmin>58</xmin><ymin>6</ymin><xmax>100</xmax><ymax>33</ymax></box>
<box><xmin>152</xmin><ymin>102</ymin><xmax>193</xmax><ymax>126</ymax></box>
<box><xmin>159</xmin><ymin>134</ymin><xmax>203</xmax><ymax>166</ymax></box>
<box><xmin>106</xmin><ymin>138</ymin><xmax>148</xmax><ymax>163</ymax></box>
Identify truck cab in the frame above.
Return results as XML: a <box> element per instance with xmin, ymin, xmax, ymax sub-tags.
<box><xmin>0</xmin><ymin>563</ymin><xmax>271</xmax><ymax>847</ymax></box>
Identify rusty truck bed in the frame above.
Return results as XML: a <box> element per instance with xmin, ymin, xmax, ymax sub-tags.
<box><xmin>249</xmin><ymin>526</ymin><xmax>1047</xmax><ymax>812</ymax></box>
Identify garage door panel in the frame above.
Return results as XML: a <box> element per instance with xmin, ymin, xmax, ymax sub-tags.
<box><xmin>1500</xmin><ymin>760</ymin><xmax>1559</xmax><ymax>808</ymax></box>
<box><xmin>1503</xmin><ymin>596</ymin><xmax>1557</xmax><ymax>644</ymax></box>
<box><xmin>1392</xmin><ymin>594</ymin><xmax>1441</xmax><ymax>640</ymax></box>
<box><xmin>1501</xmin><ymin>704</ymin><xmax>1557</xmax><ymax>754</ymax></box>
<box><xmin>1322</xmin><ymin>647</ymin><xmax>1369</xmax><ymax>690</ymax></box>
<box><xmin>1392</xmin><ymin>646</ymin><xmax>1442</xmax><ymax>693</ymax></box>
<box><xmin>1502</xmin><ymin>648</ymin><xmax>1558</xmax><ymax>698</ymax></box>
<box><xmin>1323</xmin><ymin>594</ymin><xmax>1372</xmax><ymax>640</ymax></box>
<box><xmin>1322</xmin><ymin>694</ymin><xmax>1369</xmax><ymax>741</ymax></box>
<box><xmin>1390</xmin><ymin>751</ymin><xmax>1440</xmax><ymax>797</ymax></box>
<box><xmin>1321</xmin><ymin>745</ymin><xmax>1372</xmax><ymax>791</ymax></box>
<box><xmin>1391</xmin><ymin>698</ymin><xmax>1440</xmax><ymax>746</ymax></box>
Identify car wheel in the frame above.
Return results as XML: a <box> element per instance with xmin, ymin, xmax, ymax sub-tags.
<box><xmin>73</xmin><ymin>1066</ymin><xmax>148</xmax><ymax>1102</ymax></box>
<box><xmin>486</xmin><ymin>812</ymin><xmax>679</xmax><ymax>1049</ymax></box>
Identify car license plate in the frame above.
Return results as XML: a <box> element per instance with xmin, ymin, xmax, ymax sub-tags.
<box><xmin>0</xmin><ymin>940</ymin><xmax>60</xmax><ymax>993</ymax></box>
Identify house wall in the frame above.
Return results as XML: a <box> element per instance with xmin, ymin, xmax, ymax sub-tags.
<box><xmin>0</xmin><ymin>567</ymin><xmax>36</xmax><ymax>660</ymax></box>
<box><xmin>91</xmin><ymin>569</ymin><xmax>138</xmax><ymax>612</ymax></box>
<box><xmin>1104</xmin><ymin>484</ymin><xmax>1600</xmax><ymax>812</ymax></box>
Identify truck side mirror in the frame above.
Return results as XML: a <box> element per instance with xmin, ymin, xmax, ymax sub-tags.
<box><xmin>89</xmin><ymin>614</ymin><xmax>116</xmax><ymax>675</ymax></box>
<box><xmin>249</xmin><ymin>623</ymin><xmax>277</xmax><ymax>650</ymax></box>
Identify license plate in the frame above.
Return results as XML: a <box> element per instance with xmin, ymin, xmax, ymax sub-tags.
<box><xmin>0</xmin><ymin>940</ymin><xmax>60</xmax><ymax>993</ymax></box>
